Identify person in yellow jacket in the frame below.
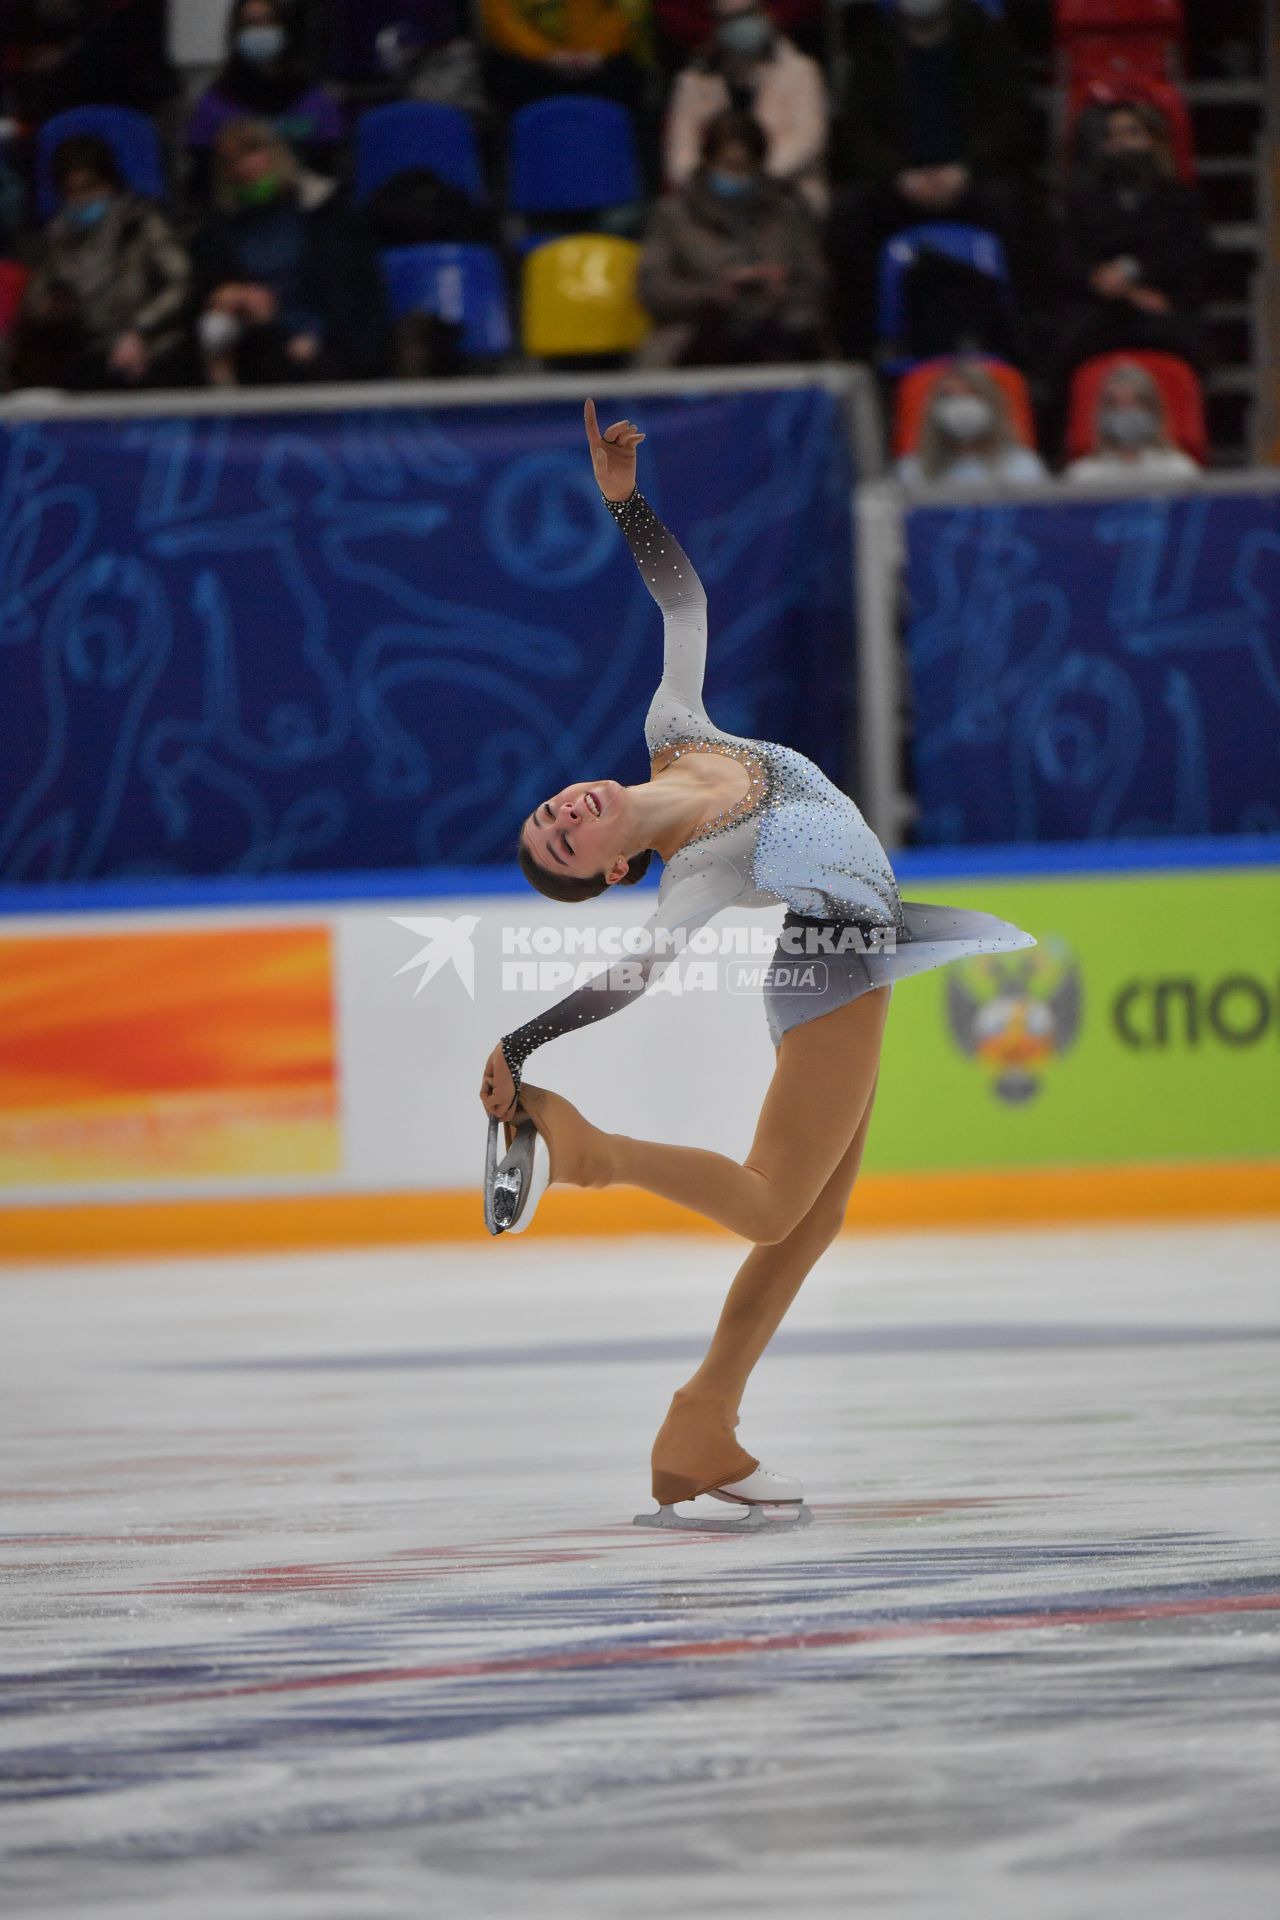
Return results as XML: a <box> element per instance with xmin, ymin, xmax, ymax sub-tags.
<box><xmin>482</xmin><ymin>0</ymin><xmax>651</xmax><ymax>111</ymax></box>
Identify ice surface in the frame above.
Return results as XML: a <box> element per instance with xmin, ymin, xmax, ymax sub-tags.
<box><xmin>2</xmin><ymin>1222</ymin><xmax>1278</xmax><ymax>1918</ymax></box>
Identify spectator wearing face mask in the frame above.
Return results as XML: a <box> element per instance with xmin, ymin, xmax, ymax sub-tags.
<box><xmin>637</xmin><ymin>108</ymin><xmax>830</xmax><ymax>367</ymax></box>
<box><xmin>480</xmin><ymin>0</ymin><xmax>651</xmax><ymax>112</ymax></box>
<box><xmin>12</xmin><ymin>135</ymin><xmax>192</xmax><ymax>392</ymax></box>
<box><xmin>187</xmin><ymin>0</ymin><xmax>345</xmax><ymax>200</ymax></box>
<box><xmin>654</xmin><ymin>0</ymin><xmax>822</xmax><ymax>69</ymax></box>
<box><xmin>896</xmin><ymin>359</ymin><xmax>1046</xmax><ymax>489</ymax></box>
<box><xmin>1064</xmin><ymin>361</ymin><xmax>1199</xmax><ymax>485</ymax></box>
<box><xmin>191</xmin><ymin>119</ymin><xmax>388</xmax><ymax>387</ymax></box>
<box><xmin>1056</xmin><ymin>101</ymin><xmax>1207</xmax><ymax>382</ymax></box>
<box><xmin>833</xmin><ymin>0</ymin><xmax>1028</xmax><ymax>353</ymax></box>
<box><xmin>664</xmin><ymin>0</ymin><xmax>828</xmax><ymax>215</ymax></box>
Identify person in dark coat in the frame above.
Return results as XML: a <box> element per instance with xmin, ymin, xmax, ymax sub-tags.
<box><xmin>831</xmin><ymin>0</ymin><xmax>1029</xmax><ymax>356</ymax></box>
<box><xmin>7</xmin><ymin>0</ymin><xmax>175</xmax><ymax>122</ymax></box>
<box><xmin>13</xmin><ymin>134</ymin><xmax>192</xmax><ymax>392</ymax></box>
<box><xmin>191</xmin><ymin>119</ymin><xmax>388</xmax><ymax>386</ymax></box>
<box><xmin>1055</xmin><ymin>99</ymin><xmax>1208</xmax><ymax>380</ymax></box>
<box><xmin>636</xmin><ymin>108</ymin><xmax>830</xmax><ymax>367</ymax></box>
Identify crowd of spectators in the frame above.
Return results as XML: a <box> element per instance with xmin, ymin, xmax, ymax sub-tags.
<box><xmin>0</xmin><ymin>0</ymin><xmax>1216</xmax><ymax>482</ymax></box>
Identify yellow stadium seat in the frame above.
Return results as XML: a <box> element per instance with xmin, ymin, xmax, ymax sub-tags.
<box><xmin>521</xmin><ymin>235</ymin><xmax>650</xmax><ymax>359</ymax></box>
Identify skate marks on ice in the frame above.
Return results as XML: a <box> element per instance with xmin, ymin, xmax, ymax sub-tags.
<box><xmin>1</xmin><ymin>1223</ymin><xmax>1278</xmax><ymax>1918</ymax></box>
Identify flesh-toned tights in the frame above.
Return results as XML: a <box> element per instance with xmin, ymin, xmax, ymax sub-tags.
<box><xmin>521</xmin><ymin>987</ymin><xmax>890</xmax><ymax>1503</ymax></box>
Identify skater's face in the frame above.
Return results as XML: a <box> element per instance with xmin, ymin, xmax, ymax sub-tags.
<box><xmin>522</xmin><ymin>781</ymin><xmax>630</xmax><ymax>884</ymax></box>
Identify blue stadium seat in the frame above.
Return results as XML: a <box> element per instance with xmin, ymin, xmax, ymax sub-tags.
<box><xmin>380</xmin><ymin>243</ymin><xmax>512</xmax><ymax>358</ymax></box>
<box><xmin>36</xmin><ymin>107</ymin><xmax>166</xmax><ymax>220</ymax></box>
<box><xmin>876</xmin><ymin>0</ymin><xmax>1004</xmax><ymax>14</ymax></box>
<box><xmin>355</xmin><ymin>101</ymin><xmax>486</xmax><ymax>205</ymax></box>
<box><xmin>507</xmin><ymin>97</ymin><xmax>641</xmax><ymax>216</ymax></box>
<box><xmin>875</xmin><ymin>222</ymin><xmax>1014</xmax><ymax>371</ymax></box>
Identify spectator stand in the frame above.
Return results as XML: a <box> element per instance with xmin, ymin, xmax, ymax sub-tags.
<box><xmin>1052</xmin><ymin>0</ymin><xmax>1271</xmax><ymax>464</ymax></box>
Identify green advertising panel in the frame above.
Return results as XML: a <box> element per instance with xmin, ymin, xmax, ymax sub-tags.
<box><xmin>865</xmin><ymin>866</ymin><xmax>1280</xmax><ymax>1174</ymax></box>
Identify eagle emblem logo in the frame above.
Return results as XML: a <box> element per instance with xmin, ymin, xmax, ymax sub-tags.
<box><xmin>945</xmin><ymin>940</ymin><xmax>1082</xmax><ymax>1103</ymax></box>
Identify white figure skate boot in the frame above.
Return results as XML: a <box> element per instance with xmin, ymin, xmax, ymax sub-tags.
<box><xmin>635</xmin><ymin>1465</ymin><xmax>813</xmax><ymax>1531</ymax></box>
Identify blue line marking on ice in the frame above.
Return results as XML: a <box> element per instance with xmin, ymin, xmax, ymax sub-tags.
<box><xmin>167</xmin><ymin>1322</ymin><xmax>1280</xmax><ymax>1374</ymax></box>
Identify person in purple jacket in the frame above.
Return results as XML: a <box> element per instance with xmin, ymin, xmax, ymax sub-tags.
<box><xmin>186</xmin><ymin>0</ymin><xmax>345</xmax><ymax>201</ymax></box>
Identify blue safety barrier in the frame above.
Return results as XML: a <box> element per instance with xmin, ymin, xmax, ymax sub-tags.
<box><xmin>0</xmin><ymin>386</ymin><xmax>854</xmax><ymax>886</ymax></box>
<box><xmin>904</xmin><ymin>490</ymin><xmax>1280</xmax><ymax>843</ymax></box>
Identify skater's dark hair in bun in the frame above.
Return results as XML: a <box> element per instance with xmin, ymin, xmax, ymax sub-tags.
<box><xmin>517</xmin><ymin>838</ymin><xmax>653</xmax><ymax>903</ymax></box>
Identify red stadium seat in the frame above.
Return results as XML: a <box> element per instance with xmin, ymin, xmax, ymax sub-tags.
<box><xmin>1065</xmin><ymin>351</ymin><xmax>1207</xmax><ymax>463</ymax></box>
<box><xmin>1065</xmin><ymin>63</ymin><xmax>1196</xmax><ymax>182</ymax></box>
<box><xmin>1056</xmin><ymin>0</ymin><xmax>1183</xmax><ymax>40</ymax></box>
<box><xmin>1064</xmin><ymin>31</ymin><xmax>1173</xmax><ymax>83</ymax></box>
<box><xmin>893</xmin><ymin>356</ymin><xmax>1037</xmax><ymax>457</ymax></box>
<box><xmin>0</xmin><ymin>260</ymin><xmax>28</xmax><ymax>341</ymax></box>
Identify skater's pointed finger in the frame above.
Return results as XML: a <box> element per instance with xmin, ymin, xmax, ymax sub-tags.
<box><xmin>583</xmin><ymin>397</ymin><xmax>602</xmax><ymax>446</ymax></box>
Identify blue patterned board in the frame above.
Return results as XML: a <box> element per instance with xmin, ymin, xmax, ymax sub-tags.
<box><xmin>905</xmin><ymin>492</ymin><xmax>1280</xmax><ymax>844</ymax></box>
<box><xmin>0</xmin><ymin>388</ymin><xmax>854</xmax><ymax>883</ymax></box>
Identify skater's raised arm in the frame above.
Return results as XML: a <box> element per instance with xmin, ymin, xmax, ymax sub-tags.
<box><xmin>585</xmin><ymin>399</ymin><xmax>708</xmax><ymax>715</ymax></box>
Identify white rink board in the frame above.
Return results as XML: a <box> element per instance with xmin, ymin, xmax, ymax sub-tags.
<box><xmin>343</xmin><ymin>889</ymin><xmax>785</xmax><ymax>1189</ymax></box>
<box><xmin>0</xmin><ymin>891</ymin><xmax>784</xmax><ymax>1203</ymax></box>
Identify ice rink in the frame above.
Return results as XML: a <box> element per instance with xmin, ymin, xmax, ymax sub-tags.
<box><xmin>3</xmin><ymin>1220</ymin><xmax>1278</xmax><ymax>1918</ymax></box>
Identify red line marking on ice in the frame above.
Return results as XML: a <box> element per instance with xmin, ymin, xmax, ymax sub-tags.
<box><xmin>71</xmin><ymin>1500</ymin><xmax>1025</xmax><ymax>1597</ymax></box>
<box><xmin>164</xmin><ymin>1590</ymin><xmax>1280</xmax><ymax>1705</ymax></box>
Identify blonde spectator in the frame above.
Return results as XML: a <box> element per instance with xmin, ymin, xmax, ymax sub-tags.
<box><xmin>1065</xmin><ymin>360</ymin><xmax>1200</xmax><ymax>485</ymax></box>
<box><xmin>664</xmin><ymin>0</ymin><xmax>828</xmax><ymax>214</ymax></box>
<box><xmin>191</xmin><ymin>120</ymin><xmax>387</xmax><ymax>387</ymax></box>
<box><xmin>186</xmin><ymin>0</ymin><xmax>345</xmax><ymax>200</ymax></box>
<box><xmin>897</xmin><ymin>359</ymin><xmax>1047</xmax><ymax>488</ymax></box>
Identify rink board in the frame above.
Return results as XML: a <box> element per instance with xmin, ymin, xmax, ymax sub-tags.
<box><xmin>0</xmin><ymin>843</ymin><xmax>1276</xmax><ymax>1253</ymax></box>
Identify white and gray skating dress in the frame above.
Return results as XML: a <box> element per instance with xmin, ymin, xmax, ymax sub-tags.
<box><xmin>500</xmin><ymin>490</ymin><xmax>1034</xmax><ymax>1089</ymax></box>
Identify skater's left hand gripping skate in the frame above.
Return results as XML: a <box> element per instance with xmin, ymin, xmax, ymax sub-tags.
<box><xmin>480</xmin><ymin>1044</ymin><xmax>519</xmax><ymax>1122</ymax></box>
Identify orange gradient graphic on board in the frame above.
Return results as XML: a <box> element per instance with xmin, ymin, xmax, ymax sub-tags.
<box><xmin>0</xmin><ymin>926</ymin><xmax>340</xmax><ymax>1185</ymax></box>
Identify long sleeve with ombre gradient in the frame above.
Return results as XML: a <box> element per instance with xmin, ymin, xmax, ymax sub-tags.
<box><xmin>497</xmin><ymin>489</ymin><xmax>726</xmax><ymax>1091</ymax></box>
<box><xmin>603</xmin><ymin>489</ymin><xmax>709</xmax><ymax>730</ymax></box>
<box><xmin>500</xmin><ymin>846</ymin><xmax>740</xmax><ymax>1092</ymax></box>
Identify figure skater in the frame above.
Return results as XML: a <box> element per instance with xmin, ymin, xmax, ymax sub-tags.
<box><xmin>480</xmin><ymin>400</ymin><xmax>1034</xmax><ymax>1528</ymax></box>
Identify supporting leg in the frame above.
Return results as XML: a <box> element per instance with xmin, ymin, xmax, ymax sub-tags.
<box><xmin>649</xmin><ymin>1080</ymin><xmax>879</xmax><ymax>1504</ymax></box>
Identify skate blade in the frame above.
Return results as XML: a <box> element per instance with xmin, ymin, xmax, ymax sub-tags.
<box><xmin>483</xmin><ymin>1117</ymin><xmax>545</xmax><ymax>1236</ymax></box>
<box><xmin>633</xmin><ymin>1502</ymin><xmax>813</xmax><ymax>1533</ymax></box>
